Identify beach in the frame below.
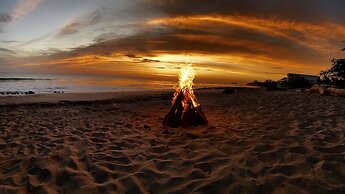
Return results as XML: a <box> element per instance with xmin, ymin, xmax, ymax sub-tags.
<box><xmin>0</xmin><ymin>89</ymin><xmax>344</xmax><ymax>193</ymax></box>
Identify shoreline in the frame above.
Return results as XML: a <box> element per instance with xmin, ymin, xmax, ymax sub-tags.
<box><xmin>0</xmin><ymin>87</ymin><xmax>259</xmax><ymax>106</ymax></box>
<box><xmin>0</xmin><ymin>90</ymin><xmax>173</xmax><ymax>106</ymax></box>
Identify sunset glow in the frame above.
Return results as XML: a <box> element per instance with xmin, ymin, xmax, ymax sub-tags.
<box><xmin>1</xmin><ymin>2</ymin><xmax>345</xmax><ymax>193</ymax></box>
<box><xmin>1</xmin><ymin>0</ymin><xmax>344</xmax><ymax>88</ymax></box>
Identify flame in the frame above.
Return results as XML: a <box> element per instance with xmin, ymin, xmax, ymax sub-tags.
<box><xmin>172</xmin><ymin>62</ymin><xmax>199</xmax><ymax>108</ymax></box>
<box><xmin>163</xmin><ymin>60</ymin><xmax>208</xmax><ymax>128</ymax></box>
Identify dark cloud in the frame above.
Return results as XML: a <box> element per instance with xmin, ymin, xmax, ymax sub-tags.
<box><xmin>2</xmin><ymin>0</ymin><xmax>341</xmax><ymax>80</ymax></box>
<box><xmin>125</xmin><ymin>53</ymin><xmax>139</xmax><ymax>58</ymax></box>
<box><xmin>93</xmin><ymin>32</ymin><xmax>119</xmax><ymax>43</ymax></box>
<box><xmin>1</xmin><ymin>40</ymin><xmax>19</xmax><ymax>43</ymax></box>
<box><xmin>146</xmin><ymin>0</ymin><xmax>345</xmax><ymax>24</ymax></box>
<box><xmin>0</xmin><ymin>47</ymin><xmax>15</xmax><ymax>54</ymax></box>
<box><xmin>48</xmin><ymin>21</ymin><xmax>324</xmax><ymax>66</ymax></box>
<box><xmin>0</xmin><ymin>13</ymin><xmax>12</xmax><ymax>33</ymax></box>
<box><xmin>124</xmin><ymin>53</ymin><xmax>160</xmax><ymax>63</ymax></box>
<box><xmin>141</xmin><ymin>58</ymin><xmax>160</xmax><ymax>63</ymax></box>
<box><xmin>0</xmin><ymin>13</ymin><xmax>12</xmax><ymax>23</ymax></box>
<box><xmin>55</xmin><ymin>10</ymin><xmax>102</xmax><ymax>38</ymax></box>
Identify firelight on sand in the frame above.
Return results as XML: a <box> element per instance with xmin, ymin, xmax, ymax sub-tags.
<box><xmin>163</xmin><ymin>62</ymin><xmax>208</xmax><ymax>127</ymax></box>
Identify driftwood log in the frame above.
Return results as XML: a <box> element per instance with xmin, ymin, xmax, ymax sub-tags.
<box><xmin>163</xmin><ymin>91</ymin><xmax>208</xmax><ymax>128</ymax></box>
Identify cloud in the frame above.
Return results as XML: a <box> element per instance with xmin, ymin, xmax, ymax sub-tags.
<box><xmin>0</xmin><ymin>14</ymin><xmax>12</xmax><ymax>23</ymax></box>
<box><xmin>0</xmin><ymin>47</ymin><xmax>16</xmax><ymax>54</ymax></box>
<box><xmin>2</xmin><ymin>0</ymin><xmax>345</xmax><ymax>83</ymax></box>
<box><xmin>124</xmin><ymin>53</ymin><xmax>160</xmax><ymax>63</ymax></box>
<box><xmin>6</xmin><ymin>22</ymin><xmax>320</xmax><ymax>78</ymax></box>
<box><xmin>38</xmin><ymin>1</ymin><xmax>343</xmax><ymax>71</ymax></box>
<box><xmin>146</xmin><ymin>15</ymin><xmax>345</xmax><ymax>60</ymax></box>
<box><xmin>18</xmin><ymin>32</ymin><xmax>53</xmax><ymax>47</ymax></box>
<box><xmin>1</xmin><ymin>40</ymin><xmax>19</xmax><ymax>43</ymax></box>
<box><xmin>145</xmin><ymin>0</ymin><xmax>345</xmax><ymax>24</ymax></box>
<box><xmin>125</xmin><ymin>53</ymin><xmax>138</xmax><ymax>58</ymax></box>
<box><xmin>54</xmin><ymin>20</ymin><xmax>320</xmax><ymax>65</ymax></box>
<box><xmin>14</xmin><ymin>10</ymin><xmax>336</xmax><ymax>81</ymax></box>
<box><xmin>0</xmin><ymin>13</ymin><xmax>12</xmax><ymax>33</ymax></box>
<box><xmin>11</xmin><ymin>0</ymin><xmax>42</xmax><ymax>21</ymax></box>
<box><xmin>17</xmin><ymin>9</ymin><xmax>103</xmax><ymax>47</ymax></box>
<box><xmin>55</xmin><ymin>10</ymin><xmax>102</xmax><ymax>38</ymax></box>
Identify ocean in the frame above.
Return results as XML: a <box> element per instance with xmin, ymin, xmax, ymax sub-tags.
<box><xmin>0</xmin><ymin>73</ymin><xmax>173</xmax><ymax>94</ymax></box>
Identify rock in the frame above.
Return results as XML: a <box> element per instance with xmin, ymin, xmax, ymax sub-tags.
<box><xmin>25</xmin><ymin>91</ymin><xmax>35</xmax><ymax>95</ymax></box>
<box><xmin>310</xmin><ymin>85</ymin><xmax>345</xmax><ymax>97</ymax></box>
<box><xmin>163</xmin><ymin>129</ymin><xmax>170</xmax><ymax>134</ymax></box>
<box><xmin>309</xmin><ymin>84</ymin><xmax>330</xmax><ymax>95</ymax></box>
<box><xmin>319</xmin><ymin>86</ymin><xmax>330</xmax><ymax>95</ymax></box>
<box><xmin>222</xmin><ymin>88</ymin><xmax>235</xmax><ymax>94</ymax></box>
<box><xmin>327</xmin><ymin>87</ymin><xmax>345</xmax><ymax>97</ymax></box>
<box><xmin>309</xmin><ymin>84</ymin><xmax>321</xmax><ymax>93</ymax></box>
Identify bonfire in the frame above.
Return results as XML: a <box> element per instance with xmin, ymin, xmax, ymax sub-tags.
<box><xmin>163</xmin><ymin>62</ymin><xmax>208</xmax><ymax>127</ymax></box>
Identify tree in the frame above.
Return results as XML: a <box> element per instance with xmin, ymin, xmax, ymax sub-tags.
<box><xmin>320</xmin><ymin>58</ymin><xmax>345</xmax><ymax>88</ymax></box>
<box><xmin>320</xmin><ymin>45</ymin><xmax>345</xmax><ymax>88</ymax></box>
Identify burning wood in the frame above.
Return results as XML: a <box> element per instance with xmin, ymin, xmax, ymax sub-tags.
<box><xmin>163</xmin><ymin>62</ymin><xmax>208</xmax><ymax>128</ymax></box>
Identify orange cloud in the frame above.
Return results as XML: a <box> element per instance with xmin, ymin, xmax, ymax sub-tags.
<box><xmin>3</xmin><ymin>12</ymin><xmax>343</xmax><ymax>86</ymax></box>
<box><xmin>148</xmin><ymin>15</ymin><xmax>345</xmax><ymax>53</ymax></box>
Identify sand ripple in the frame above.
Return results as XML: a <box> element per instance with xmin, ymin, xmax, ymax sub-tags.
<box><xmin>0</xmin><ymin>90</ymin><xmax>344</xmax><ymax>193</ymax></box>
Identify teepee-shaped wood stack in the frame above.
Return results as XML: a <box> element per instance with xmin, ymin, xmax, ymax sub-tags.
<box><xmin>163</xmin><ymin>90</ymin><xmax>207</xmax><ymax>128</ymax></box>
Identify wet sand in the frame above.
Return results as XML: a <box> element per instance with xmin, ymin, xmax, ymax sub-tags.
<box><xmin>0</xmin><ymin>89</ymin><xmax>344</xmax><ymax>193</ymax></box>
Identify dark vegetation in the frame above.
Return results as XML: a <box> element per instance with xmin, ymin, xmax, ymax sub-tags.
<box><xmin>319</xmin><ymin>44</ymin><xmax>345</xmax><ymax>88</ymax></box>
<box><xmin>247</xmin><ymin>77</ymin><xmax>314</xmax><ymax>90</ymax></box>
<box><xmin>320</xmin><ymin>58</ymin><xmax>345</xmax><ymax>88</ymax></box>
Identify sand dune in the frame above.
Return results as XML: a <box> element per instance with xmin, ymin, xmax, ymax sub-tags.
<box><xmin>0</xmin><ymin>90</ymin><xmax>344</xmax><ymax>193</ymax></box>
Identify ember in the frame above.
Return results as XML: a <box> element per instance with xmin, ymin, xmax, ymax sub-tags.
<box><xmin>163</xmin><ymin>62</ymin><xmax>208</xmax><ymax>127</ymax></box>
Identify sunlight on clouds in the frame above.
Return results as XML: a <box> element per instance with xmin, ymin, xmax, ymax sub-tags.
<box><xmin>1</xmin><ymin>1</ymin><xmax>345</xmax><ymax>88</ymax></box>
<box><xmin>148</xmin><ymin>15</ymin><xmax>345</xmax><ymax>53</ymax></box>
<box><xmin>148</xmin><ymin>54</ymin><xmax>274</xmax><ymax>79</ymax></box>
<box><xmin>147</xmin><ymin>52</ymin><xmax>327</xmax><ymax>82</ymax></box>
<box><xmin>38</xmin><ymin>49</ymin><xmax>327</xmax><ymax>86</ymax></box>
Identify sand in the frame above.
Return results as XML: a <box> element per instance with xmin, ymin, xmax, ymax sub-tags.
<box><xmin>0</xmin><ymin>89</ymin><xmax>344</xmax><ymax>193</ymax></box>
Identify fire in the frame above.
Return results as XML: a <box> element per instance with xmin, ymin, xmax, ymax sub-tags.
<box><xmin>163</xmin><ymin>62</ymin><xmax>208</xmax><ymax>128</ymax></box>
<box><xmin>174</xmin><ymin>62</ymin><xmax>199</xmax><ymax>108</ymax></box>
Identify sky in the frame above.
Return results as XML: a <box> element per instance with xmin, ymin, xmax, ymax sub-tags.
<box><xmin>0</xmin><ymin>0</ymin><xmax>345</xmax><ymax>87</ymax></box>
